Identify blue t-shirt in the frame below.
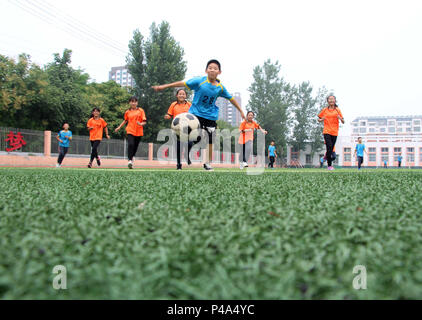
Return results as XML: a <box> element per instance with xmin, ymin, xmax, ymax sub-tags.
<box><xmin>320</xmin><ymin>157</ymin><xmax>324</xmax><ymax>163</ymax></box>
<box><xmin>268</xmin><ymin>145</ymin><xmax>276</xmax><ymax>157</ymax></box>
<box><xmin>355</xmin><ymin>143</ymin><xmax>365</xmax><ymax>157</ymax></box>
<box><xmin>185</xmin><ymin>76</ymin><xmax>233</xmax><ymax>121</ymax></box>
<box><xmin>58</xmin><ymin>130</ymin><xmax>72</xmax><ymax>147</ymax></box>
<box><xmin>398</xmin><ymin>155</ymin><xmax>402</xmax><ymax>162</ymax></box>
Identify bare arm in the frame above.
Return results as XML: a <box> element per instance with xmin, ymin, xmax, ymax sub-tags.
<box><xmin>230</xmin><ymin>99</ymin><xmax>246</xmax><ymax>120</ymax></box>
<box><xmin>104</xmin><ymin>127</ymin><xmax>110</xmax><ymax>139</ymax></box>
<box><xmin>152</xmin><ymin>81</ymin><xmax>186</xmax><ymax>92</ymax></box>
<box><xmin>115</xmin><ymin>120</ymin><xmax>127</xmax><ymax>133</ymax></box>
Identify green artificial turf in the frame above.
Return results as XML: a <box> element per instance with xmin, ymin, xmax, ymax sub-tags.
<box><xmin>0</xmin><ymin>168</ymin><xmax>421</xmax><ymax>299</ymax></box>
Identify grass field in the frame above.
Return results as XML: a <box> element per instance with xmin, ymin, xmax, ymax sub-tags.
<box><xmin>1</xmin><ymin>167</ymin><xmax>421</xmax><ymax>299</ymax></box>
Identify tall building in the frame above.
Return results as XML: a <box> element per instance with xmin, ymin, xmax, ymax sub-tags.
<box><xmin>108</xmin><ymin>66</ymin><xmax>134</xmax><ymax>88</ymax></box>
<box><xmin>216</xmin><ymin>92</ymin><xmax>242</xmax><ymax>127</ymax></box>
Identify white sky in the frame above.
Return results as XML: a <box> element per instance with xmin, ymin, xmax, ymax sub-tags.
<box><xmin>1</xmin><ymin>0</ymin><xmax>422</xmax><ymax>135</ymax></box>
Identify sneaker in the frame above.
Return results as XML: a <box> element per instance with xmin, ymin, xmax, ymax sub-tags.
<box><xmin>243</xmin><ymin>162</ymin><xmax>249</xmax><ymax>168</ymax></box>
<box><xmin>187</xmin><ymin>159</ymin><xmax>192</xmax><ymax>165</ymax></box>
<box><xmin>87</xmin><ymin>162</ymin><xmax>92</xmax><ymax>168</ymax></box>
<box><xmin>177</xmin><ymin>164</ymin><xmax>182</xmax><ymax>170</ymax></box>
<box><xmin>327</xmin><ymin>166</ymin><xmax>334</xmax><ymax>171</ymax></box>
<box><xmin>128</xmin><ymin>160</ymin><xmax>133</xmax><ymax>169</ymax></box>
<box><xmin>56</xmin><ymin>163</ymin><xmax>61</xmax><ymax>168</ymax></box>
<box><xmin>96</xmin><ymin>156</ymin><xmax>101</xmax><ymax>166</ymax></box>
<box><xmin>203</xmin><ymin>163</ymin><xmax>214</xmax><ymax>171</ymax></box>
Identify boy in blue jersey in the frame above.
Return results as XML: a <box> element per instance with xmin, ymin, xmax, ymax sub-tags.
<box><xmin>56</xmin><ymin>123</ymin><xmax>72</xmax><ymax>168</ymax></box>
<box><xmin>397</xmin><ymin>154</ymin><xmax>402</xmax><ymax>168</ymax></box>
<box><xmin>353</xmin><ymin>137</ymin><xmax>367</xmax><ymax>170</ymax></box>
<box><xmin>152</xmin><ymin>59</ymin><xmax>246</xmax><ymax>171</ymax></box>
<box><xmin>268</xmin><ymin>141</ymin><xmax>277</xmax><ymax>168</ymax></box>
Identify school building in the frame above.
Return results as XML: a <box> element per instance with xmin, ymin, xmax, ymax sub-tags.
<box><xmin>287</xmin><ymin>115</ymin><xmax>422</xmax><ymax>168</ymax></box>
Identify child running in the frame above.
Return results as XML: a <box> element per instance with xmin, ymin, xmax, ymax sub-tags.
<box><xmin>152</xmin><ymin>59</ymin><xmax>246</xmax><ymax>171</ymax></box>
<box><xmin>268</xmin><ymin>141</ymin><xmax>277</xmax><ymax>169</ymax></box>
<box><xmin>353</xmin><ymin>137</ymin><xmax>367</xmax><ymax>170</ymax></box>
<box><xmin>56</xmin><ymin>123</ymin><xmax>72</xmax><ymax>168</ymax></box>
<box><xmin>114</xmin><ymin>96</ymin><xmax>147</xmax><ymax>169</ymax></box>
<box><xmin>238</xmin><ymin>111</ymin><xmax>267</xmax><ymax>169</ymax></box>
<box><xmin>164</xmin><ymin>88</ymin><xmax>193</xmax><ymax>170</ymax></box>
<box><xmin>87</xmin><ymin>107</ymin><xmax>110</xmax><ymax>168</ymax></box>
<box><xmin>318</xmin><ymin>95</ymin><xmax>344</xmax><ymax>171</ymax></box>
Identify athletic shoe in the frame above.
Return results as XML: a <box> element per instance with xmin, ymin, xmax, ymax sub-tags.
<box><xmin>187</xmin><ymin>159</ymin><xmax>192</xmax><ymax>165</ymax></box>
<box><xmin>56</xmin><ymin>163</ymin><xmax>61</xmax><ymax>168</ymax></box>
<box><xmin>327</xmin><ymin>166</ymin><xmax>334</xmax><ymax>171</ymax></box>
<box><xmin>243</xmin><ymin>162</ymin><xmax>249</xmax><ymax>168</ymax></box>
<box><xmin>128</xmin><ymin>160</ymin><xmax>133</xmax><ymax>169</ymax></box>
<box><xmin>177</xmin><ymin>164</ymin><xmax>182</xmax><ymax>170</ymax></box>
<box><xmin>96</xmin><ymin>156</ymin><xmax>101</xmax><ymax>166</ymax></box>
<box><xmin>203</xmin><ymin>163</ymin><xmax>214</xmax><ymax>171</ymax></box>
<box><xmin>87</xmin><ymin>162</ymin><xmax>92</xmax><ymax>168</ymax></box>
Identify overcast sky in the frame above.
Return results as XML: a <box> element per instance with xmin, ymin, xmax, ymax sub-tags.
<box><xmin>1</xmin><ymin>0</ymin><xmax>422</xmax><ymax>135</ymax></box>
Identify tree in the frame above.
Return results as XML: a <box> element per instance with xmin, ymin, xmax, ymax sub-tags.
<box><xmin>247</xmin><ymin>59</ymin><xmax>294</xmax><ymax>159</ymax></box>
<box><xmin>289</xmin><ymin>81</ymin><xmax>315</xmax><ymax>152</ymax></box>
<box><xmin>127</xmin><ymin>21</ymin><xmax>187</xmax><ymax>142</ymax></box>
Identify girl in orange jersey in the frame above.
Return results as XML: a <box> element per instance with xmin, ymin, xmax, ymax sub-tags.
<box><xmin>318</xmin><ymin>95</ymin><xmax>345</xmax><ymax>171</ymax></box>
<box><xmin>238</xmin><ymin>111</ymin><xmax>267</xmax><ymax>169</ymax></box>
<box><xmin>114</xmin><ymin>96</ymin><xmax>147</xmax><ymax>169</ymax></box>
<box><xmin>164</xmin><ymin>88</ymin><xmax>193</xmax><ymax>170</ymax></box>
<box><xmin>87</xmin><ymin>107</ymin><xmax>110</xmax><ymax>168</ymax></box>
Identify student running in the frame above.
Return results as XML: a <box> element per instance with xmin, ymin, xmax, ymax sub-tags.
<box><xmin>353</xmin><ymin>136</ymin><xmax>367</xmax><ymax>170</ymax></box>
<box><xmin>87</xmin><ymin>107</ymin><xmax>110</xmax><ymax>168</ymax></box>
<box><xmin>268</xmin><ymin>141</ymin><xmax>277</xmax><ymax>169</ymax></box>
<box><xmin>152</xmin><ymin>59</ymin><xmax>246</xmax><ymax>171</ymax></box>
<box><xmin>164</xmin><ymin>88</ymin><xmax>192</xmax><ymax>170</ymax></box>
<box><xmin>56</xmin><ymin>123</ymin><xmax>72</xmax><ymax>168</ymax></box>
<box><xmin>114</xmin><ymin>96</ymin><xmax>147</xmax><ymax>169</ymax></box>
<box><xmin>318</xmin><ymin>95</ymin><xmax>344</xmax><ymax>171</ymax></box>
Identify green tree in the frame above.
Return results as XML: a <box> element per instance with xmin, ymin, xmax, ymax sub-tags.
<box><xmin>127</xmin><ymin>21</ymin><xmax>187</xmax><ymax>142</ymax></box>
<box><xmin>247</xmin><ymin>59</ymin><xmax>294</xmax><ymax>160</ymax></box>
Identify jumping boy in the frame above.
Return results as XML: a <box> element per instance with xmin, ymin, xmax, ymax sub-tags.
<box><xmin>152</xmin><ymin>59</ymin><xmax>246</xmax><ymax>171</ymax></box>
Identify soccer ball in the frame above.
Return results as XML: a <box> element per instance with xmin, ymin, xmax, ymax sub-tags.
<box><xmin>171</xmin><ymin>113</ymin><xmax>200</xmax><ymax>141</ymax></box>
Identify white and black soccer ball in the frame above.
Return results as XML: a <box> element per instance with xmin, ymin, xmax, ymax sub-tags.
<box><xmin>171</xmin><ymin>112</ymin><xmax>200</xmax><ymax>141</ymax></box>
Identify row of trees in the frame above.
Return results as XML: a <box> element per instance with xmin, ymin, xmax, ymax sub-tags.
<box><xmin>1</xmin><ymin>21</ymin><xmax>331</xmax><ymax>157</ymax></box>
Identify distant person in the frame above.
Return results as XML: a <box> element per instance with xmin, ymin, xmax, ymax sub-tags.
<box><xmin>318</xmin><ymin>95</ymin><xmax>344</xmax><ymax>171</ymax></box>
<box><xmin>164</xmin><ymin>88</ymin><xmax>192</xmax><ymax>170</ymax></box>
<box><xmin>114</xmin><ymin>96</ymin><xmax>147</xmax><ymax>169</ymax></box>
<box><xmin>384</xmin><ymin>160</ymin><xmax>388</xmax><ymax>168</ymax></box>
<box><xmin>268</xmin><ymin>141</ymin><xmax>277</xmax><ymax>169</ymax></box>
<box><xmin>56</xmin><ymin>123</ymin><xmax>72</xmax><ymax>168</ymax></box>
<box><xmin>238</xmin><ymin>111</ymin><xmax>267</xmax><ymax>169</ymax></box>
<box><xmin>320</xmin><ymin>156</ymin><xmax>324</xmax><ymax>168</ymax></box>
<box><xmin>353</xmin><ymin>137</ymin><xmax>367</xmax><ymax>170</ymax></box>
<box><xmin>398</xmin><ymin>154</ymin><xmax>402</xmax><ymax>168</ymax></box>
<box><xmin>87</xmin><ymin>107</ymin><xmax>110</xmax><ymax>168</ymax></box>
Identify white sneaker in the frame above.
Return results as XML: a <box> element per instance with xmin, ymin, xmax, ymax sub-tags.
<box><xmin>203</xmin><ymin>163</ymin><xmax>214</xmax><ymax>171</ymax></box>
<box><xmin>56</xmin><ymin>163</ymin><xmax>61</xmax><ymax>168</ymax></box>
<box><xmin>128</xmin><ymin>160</ymin><xmax>133</xmax><ymax>169</ymax></box>
<box><xmin>243</xmin><ymin>162</ymin><xmax>249</xmax><ymax>168</ymax></box>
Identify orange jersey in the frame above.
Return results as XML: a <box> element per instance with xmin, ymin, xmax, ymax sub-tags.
<box><xmin>87</xmin><ymin>117</ymin><xmax>107</xmax><ymax>141</ymax></box>
<box><xmin>124</xmin><ymin>108</ymin><xmax>147</xmax><ymax>137</ymax></box>
<box><xmin>318</xmin><ymin>107</ymin><xmax>343</xmax><ymax>136</ymax></box>
<box><xmin>239</xmin><ymin>120</ymin><xmax>260</xmax><ymax>144</ymax></box>
<box><xmin>167</xmin><ymin>101</ymin><xmax>192</xmax><ymax>118</ymax></box>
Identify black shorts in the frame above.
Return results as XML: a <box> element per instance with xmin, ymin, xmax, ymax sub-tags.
<box><xmin>196</xmin><ymin>115</ymin><xmax>217</xmax><ymax>144</ymax></box>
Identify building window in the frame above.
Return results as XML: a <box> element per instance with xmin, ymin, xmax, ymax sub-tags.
<box><xmin>406</xmin><ymin>128</ymin><xmax>412</xmax><ymax>132</ymax></box>
<box><xmin>380</xmin><ymin>128</ymin><xmax>386</xmax><ymax>133</ymax></box>
<box><xmin>388</xmin><ymin>127</ymin><xmax>395</xmax><ymax>133</ymax></box>
<box><xmin>344</xmin><ymin>147</ymin><xmax>351</xmax><ymax>153</ymax></box>
<box><xmin>306</xmin><ymin>154</ymin><xmax>312</xmax><ymax>164</ymax></box>
<box><xmin>360</xmin><ymin>121</ymin><xmax>366</xmax><ymax>126</ymax></box>
<box><xmin>369</xmin><ymin>147</ymin><xmax>376</xmax><ymax>153</ymax></box>
<box><xmin>381</xmin><ymin>154</ymin><xmax>389</xmax><ymax>162</ymax></box>
<box><xmin>406</xmin><ymin>122</ymin><xmax>411</xmax><ymax>126</ymax></box>
<box><xmin>369</xmin><ymin>154</ymin><xmax>376</xmax><ymax>162</ymax></box>
<box><xmin>369</xmin><ymin>128</ymin><xmax>375</xmax><ymax>133</ymax></box>
<box><xmin>414</xmin><ymin>120</ymin><xmax>421</xmax><ymax>125</ymax></box>
<box><xmin>397</xmin><ymin>128</ymin><xmax>402</xmax><ymax>132</ymax></box>
<box><xmin>398</xmin><ymin>122</ymin><xmax>403</xmax><ymax>126</ymax></box>
<box><xmin>407</xmin><ymin>147</ymin><xmax>414</xmax><ymax>153</ymax></box>
<box><xmin>353</xmin><ymin>128</ymin><xmax>359</xmax><ymax>133</ymax></box>
<box><xmin>407</xmin><ymin>154</ymin><xmax>415</xmax><ymax>162</ymax></box>
<box><xmin>414</xmin><ymin>127</ymin><xmax>421</xmax><ymax>132</ymax></box>
<box><xmin>381</xmin><ymin>148</ymin><xmax>388</xmax><ymax>153</ymax></box>
<box><xmin>344</xmin><ymin>154</ymin><xmax>351</xmax><ymax>162</ymax></box>
<box><xmin>394</xmin><ymin>147</ymin><xmax>401</xmax><ymax>153</ymax></box>
<box><xmin>360</xmin><ymin>128</ymin><xmax>367</xmax><ymax>133</ymax></box>
<box><xmin>388</xmin><ymin>121</ymin><xmax>395</xmax><ymax>126</ymax></box>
